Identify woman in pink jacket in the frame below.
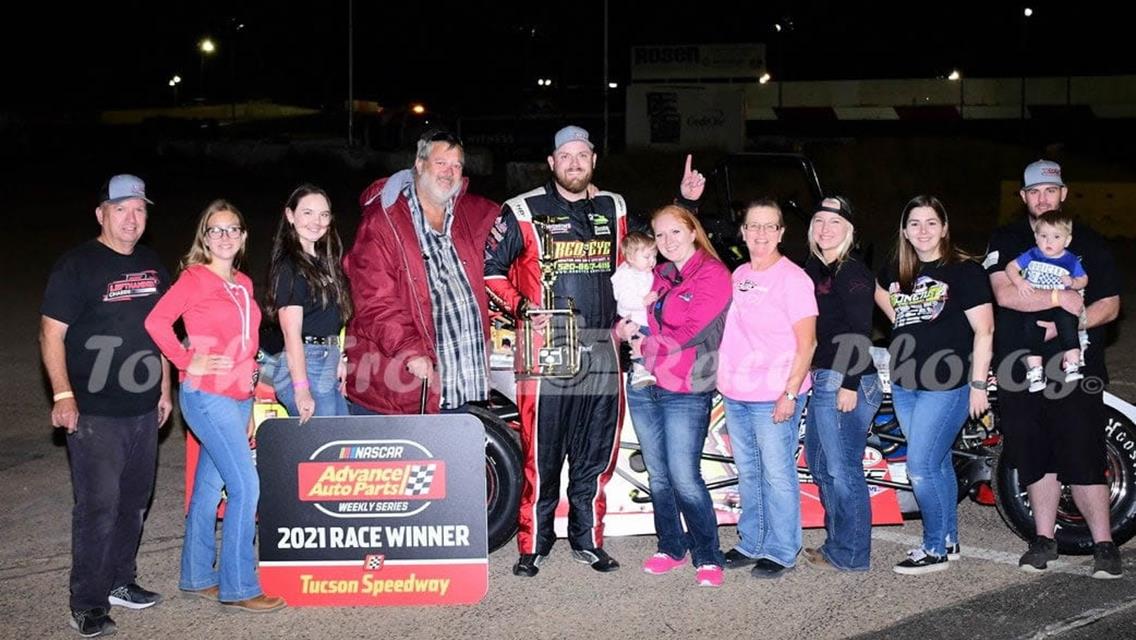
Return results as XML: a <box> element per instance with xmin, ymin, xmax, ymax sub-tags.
<box><xmin>145</xmin><ymin>200</ymin><xmax>284</xmax><ymax>613</ymax></box>
<box><xmin>616</xmin><ymin>204</ymin><xmax>732</xmax><ymax>587</ymax></box>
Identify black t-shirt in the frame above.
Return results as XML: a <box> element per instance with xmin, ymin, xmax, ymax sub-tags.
<box><xmin>41</xmin><ymin>240</ymin><xmax>170</xmax><ymax>416</ymax></box>
<box><xmin>985</xmin><ymin>217</ymin><xmax>1121</xmax><ymax>382</ymax></box>
<box><xmin>805</xmin><ymin>253</ymin><xmax>877</xmax><ymax>390</ymax></box>
<box><xmin>879</xmin><ymin>258</ymin><xmax>992</xmax><ymax>391</ymax></box>
<box><xmin>272</xmin><ymin>256</ymin><xmax>343</xmax><ymax>340</ymax></box>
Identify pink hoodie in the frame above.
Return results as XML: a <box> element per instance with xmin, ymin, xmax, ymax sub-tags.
<box><xmin>145</xmin><ymin>264</ymin><xmax>262</xmax><ymax>400</ymax></box>
<box><xmin>638</xmin><ymin>249</ymin><xmax>732</xmax><ymax>393</ymax></box>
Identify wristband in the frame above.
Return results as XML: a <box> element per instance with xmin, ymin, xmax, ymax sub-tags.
<box><xmin>293</xmin><ymin>380</ymin><xmax>310</xmax><ymax>390</ymax></box>
<box><xmin>969</xmin><ymin>380</ymin><xmax>987</xmax><ymax>390</ymax></box>
<box><xmin>53</xmin><ymin>391</ymin><xmax>74</xmax><ymax>402</ymax></box>
<box><xmin>1051</xmin><ymin>289</ymin><xmax>1059</xmax><ymax>305</ymax></box>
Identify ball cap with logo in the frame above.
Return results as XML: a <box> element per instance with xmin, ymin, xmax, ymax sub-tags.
<box><xmin>1022</xmin><ymin>160</ymin><xmax>1064</xmax><ymax>189</ymax></box>
<box><xmin>100</xmin><ymin>174</ymin><xmax>154</xmax><ymax>205</ymax></box>
<box><xmin>553</xmin><ymin>125</ymin><xmax>594</xmax><ymax>152</ymax></box>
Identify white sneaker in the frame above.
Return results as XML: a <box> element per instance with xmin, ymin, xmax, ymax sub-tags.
<box><xmin>630</xmin><ymin>363</ymin><xmax>656</xmax><ymax>389</ymax></box>
<box><xmin>1063</xmin><ymin>361</ymin><xmax>1083</xmax><ymax>382</ymax></box>
<box><xmin>1026</xmin><ymin>366</ymin><xmax>1046</xmax><ymax>393</ymax></box>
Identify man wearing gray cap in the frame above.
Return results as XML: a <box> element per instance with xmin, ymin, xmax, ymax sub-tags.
<box><xmin>984</xmin><ymin>159</ymin><xmax>1123</xmax><ymax>578</ymax></box>
<box><xmin>486</xmin><ymin>125</ymin><xmax>704</xmax><ymax>577</ymax></box>
<box><xmin>41</xmin><ymin>175</ymin><xmax>172</xmax><ymax>636</ymax></box>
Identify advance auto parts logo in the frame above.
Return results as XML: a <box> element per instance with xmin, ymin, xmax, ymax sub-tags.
<box><xmin>297</xmin><ymin>440</ymin><xmax>446</xmax><ymax>519</ymax></box>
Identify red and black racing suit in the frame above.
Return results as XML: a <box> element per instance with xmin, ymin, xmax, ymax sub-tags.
<box><xmin>485</xmin><ymin>181</ymin><xmax>628</xmax><ymax>556</ymax></box>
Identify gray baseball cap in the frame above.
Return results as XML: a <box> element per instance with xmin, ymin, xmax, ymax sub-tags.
<box><xmin>553</xmin><ymin>125</ymin><xmax>593</xmax><ymax>152</ymax></box>
<box><xmin>100</xmin><ymin>174</ymin><xmax>154</xmax><ymax>204</ymax></box>
<box><xmin>1023</xmin><ymin>160</ymin><xmax>1064</xmax><ymax>189</ymax></box>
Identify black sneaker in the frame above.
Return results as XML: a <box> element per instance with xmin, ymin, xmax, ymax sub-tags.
<box><xmin>723</xmin><ymin>548</ymin><xmax>758</xmax><ymax>569</ymax></box>
<box><xmin>1018</xmin><ymin>535</ymin><xmax>1059</xmax><ymax>573</ymax></box>
<box><xmin>750</xmin><ymin>558</ymin><xmax>793</xmax><ymax>579</ymax></box>
<box><xmin>108</xmin><ymin>583</ymin><xmax>163</xmax><ymax>609</ymax></box>
<box><xmin>512</xmin><ymin>553</ymin><xmax>547</xmax><ymax>577</ymax></box>
<box><xmin>1092</xmin><ymin>541</ymin><xmax>1123</xmax><ymax>580</ymax></box>
<box><xmin>571</xmin><ymin>548</ymin><xmax>620</xmax><ymax>572</ymax></box>
<box><xmin>947</xmin><ymin>543</ymin><xmax>961</xmax><ymax>561</ymax></box>
<box><xmin>69</xmin><ymin>608</ymin><xmax>116</xmax><ymax>637</ymax></box>
<box><xmin>893</xmin><ymin>549</ymin><xmax>949</xmax><ymax>575</ymax></box>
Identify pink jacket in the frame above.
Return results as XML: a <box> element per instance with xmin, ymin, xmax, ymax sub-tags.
<box><xmin>639</xmin><ymin>249</ymin><xmax>732</xmax><ymax>393</ymax></box>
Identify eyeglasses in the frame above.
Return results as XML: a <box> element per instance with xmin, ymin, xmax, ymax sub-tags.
<box><xmin>745</xmin><ymin>223</ymin><xmax>782</xmax><ymax>233</ymax></box>
<box><xmin>206</xmin><ymin>225</ymin><xmax>244</xmax><ymax>239</ymax></box>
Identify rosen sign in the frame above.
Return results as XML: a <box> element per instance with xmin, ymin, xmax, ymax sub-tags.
<box><xmin>255</xmin><ymin>415</ymin><xmax>488</xmax><ymax>606</ymax></box>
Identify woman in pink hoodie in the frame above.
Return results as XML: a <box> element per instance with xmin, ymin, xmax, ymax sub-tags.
<box><xmin>145</xmin><ymin>200</ymin><xmax>284</xmax><ymax>613</ymax></box>
<box><xmin>615</xmin><ymin>204</ymin><xmax>732</xmax><ymax>587</ymax></box>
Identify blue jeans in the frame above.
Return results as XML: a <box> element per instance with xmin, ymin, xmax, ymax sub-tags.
<box><xmin>626</xmin><ymin>384</ymin><xmax>724</xmax><ymax>567</ymax></box>
<box><xmin>724</xmin><ymin>394</ymin><xmax>807</xmax><ymax>567</ymax></box>
<box><xmin>804</xmin><ymin>371</ymin><xmax>883</xmax><ymax>571</ymax></box>
<box><xmin>270</xmin><ymin>345</ymin><xmax>348</xmax><ymax>417</ymax></box>
<box><xmin>178</xmin><ymin>384</ymin><xmax>262</xmax><ymax>601</ymax></box>
<box><xmin>891</xmin><ymin>383</ymin><xmax>970</xmax><ymax>557</ymax></box>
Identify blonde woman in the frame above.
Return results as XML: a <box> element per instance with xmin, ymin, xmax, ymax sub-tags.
<box><xmin>145</xmin><ymin>200</ymin><xmax>285</xmax><ymax>612</ymax></box>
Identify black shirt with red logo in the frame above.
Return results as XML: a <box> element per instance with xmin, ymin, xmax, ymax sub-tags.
<box><xmin>42</xmin><ymin>239</ymin><xmax>170</xmax><ymax>416</ymax></box>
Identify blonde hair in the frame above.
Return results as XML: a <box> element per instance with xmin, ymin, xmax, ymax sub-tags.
<box><xmin>180</xmin><ymin>199</ymin><xmax>248</xmax><ymax>272</ymax></box>
<box><xmin>807</xmin><ymin>196</ymin><xmax>856</xmax><ymax>267</ymax></box>
<box><xmin>651</xmin><ymin>204</ymin><xmax>721</xmax><ymax>262</ymax></box>
<box><xmin>621</xmin><ymin>230</ymin><xmax>655</xmax><ymax>256</ymax></box>
<box><xmin>1036</xmin><ymin>209</ymin><xmax>1074</xmax><ymax>236</ymax></box>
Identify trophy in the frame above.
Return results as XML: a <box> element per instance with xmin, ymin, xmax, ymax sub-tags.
<box><xmin>516</xmin><ymin>218</ymin><xmax>581</xmax><ymax>379</ymax></box>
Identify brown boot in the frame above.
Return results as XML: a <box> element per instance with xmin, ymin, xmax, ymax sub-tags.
<box><xmin>180</xmin><ymin>585</ymin><xmax>220</xmax><ymax>601</ymax></box>
<box><xmin>221</xmin><ymin>594</ymin><xmax>286</xmax><ymax>613</ymax></box>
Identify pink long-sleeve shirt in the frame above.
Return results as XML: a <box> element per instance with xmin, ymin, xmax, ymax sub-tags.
<box><xmin>145</xmin><ymin>264</ymin><xmax>261</xmax><ymax>400</ymax></box>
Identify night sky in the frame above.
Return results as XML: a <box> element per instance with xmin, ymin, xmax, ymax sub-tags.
<box><xmin>7</xmin><ymin>0</ymin><xmax>1133</xmax><ymax>115</ymax></box>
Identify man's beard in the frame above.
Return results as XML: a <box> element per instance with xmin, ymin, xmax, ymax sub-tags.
<box><xmin>555</xmin><ymin>167</ymin><xmax>592</xmax><ymax>194</ymax></box>
<box><xmin>419</xmin><ymin>175</ymin><xmax>461</xmax><ymax>205</ymax></box>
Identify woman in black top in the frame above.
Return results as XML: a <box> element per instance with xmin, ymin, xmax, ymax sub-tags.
<box><xmin>802</xmin><ymin>196</ymin><xmax>882</xmax><ymax>572</ymax></box>
<box><xmin>874</xmin><ymin>195</ymin><xmax>994</xmax><ymax>575</ymax></box>
<box><xmin>265</xmin><ymin>184</ymin><xmax>353</xmax><ymax>421</ymax></box>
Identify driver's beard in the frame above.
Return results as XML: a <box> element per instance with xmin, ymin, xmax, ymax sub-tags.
<box><xmin>555</xmin><ymin>169</ymin><xmax>592</xmax><ymax>195</ymax></box>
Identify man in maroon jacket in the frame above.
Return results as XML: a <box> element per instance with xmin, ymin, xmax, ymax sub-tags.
<box><xmin>343</xmin><ymin>130</ymin><xmax>499</xmax><ymax>414</ymax></box>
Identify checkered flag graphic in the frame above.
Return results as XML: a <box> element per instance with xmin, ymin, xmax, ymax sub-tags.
<box><xmin>364</xmin><ymin>554</ymin><xmax>385</xmax><ymax>571</ymax></box>
<box><xmin>404</xmin><ymin>463</ymin><xmax>437</xmax><ymax>496</ymax></box>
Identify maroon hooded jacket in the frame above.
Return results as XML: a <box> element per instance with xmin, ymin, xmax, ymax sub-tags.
<box><xmin>343</xmin><ymin>169</ymin><xmax>498</xmax><ymax>414</ymax></box>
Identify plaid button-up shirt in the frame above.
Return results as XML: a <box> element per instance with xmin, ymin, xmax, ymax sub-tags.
<box><xmin>406</xmin><ymin>185</ymin><xmax>488</xmax><ymax>409</ymax></box>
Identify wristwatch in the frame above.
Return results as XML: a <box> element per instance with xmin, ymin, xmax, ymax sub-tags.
<box><xmin>969</xmin><ymin>380</ymin><xmax>987</xmax><ymax>390</ymax></box>
<box><xmin>784</xmin><ymin>390</ymin><xmax>798</xmax><ymax>402</ymax></box>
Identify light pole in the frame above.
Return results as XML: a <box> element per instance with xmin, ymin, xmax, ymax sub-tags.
<box><xmin>347</xmin><ymin>0</ymin><xmax>355</xmax><ymax>147</ymax></box>
<box><xmin>1020</xmin><ymin>8</ymin><xmax>1032</xmax><ymax>121</ymax></box>
<box><xmin>199</xmin><ymin>37</ymin><xmax>216</xmax><ymax>101</ymax></box>
<box><xmin>948</xmin><ymin>69</ymin><xmax>962</xmax><ymax>118</ymax></box>
<box><xmin>602</xmin><ymin>0</ymin><xmax>609</xmax><ymax>155</ymax></box>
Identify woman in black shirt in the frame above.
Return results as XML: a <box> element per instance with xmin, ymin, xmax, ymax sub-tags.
<box><xmin>874</xmin><ymin>195</ymin><xmax>993</xmax><ymax>575</ymax></box>
<box><xmin>265</xmin><ymin>184</ymin><xmax>353</xmax><ymax>421</ymax></box>
<box><xmin>802</xmin><ymin>196</ymin><xmax>882</xmax><ymax>572</ymax></box>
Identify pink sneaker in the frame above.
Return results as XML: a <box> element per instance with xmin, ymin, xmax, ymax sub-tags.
<box><xmin>642</xmin><ymin>553</ymin><xmax>687</xmax><ymax>575</ymax></box>
<box><xmin>695</xmin><ymin>564</ymin><xmax>724</xmax><ymax>587</ymax></box>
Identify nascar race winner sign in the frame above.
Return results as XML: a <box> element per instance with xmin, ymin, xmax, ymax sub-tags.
<box><xmin>256</xmin><ymin>415</ymin><xmax>488</xmax><ymax>606</ymax></box>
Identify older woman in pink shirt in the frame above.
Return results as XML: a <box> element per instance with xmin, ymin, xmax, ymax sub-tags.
<box><xmin>717</xmin><ymin>198</ymin><xmax>817</xmax><ymax>580</ymax></box>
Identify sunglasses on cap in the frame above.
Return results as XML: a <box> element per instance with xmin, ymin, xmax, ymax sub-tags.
<box><xmin>421</xmin><ymin>129</ymin><xmax>463</xmax><ymax>147</ymax></box>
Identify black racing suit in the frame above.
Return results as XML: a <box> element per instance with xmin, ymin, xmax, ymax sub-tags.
<box><xmin>484</xmin><ymin>181</ymin><xmax>627</xmax><ymax>555</ymax></box>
